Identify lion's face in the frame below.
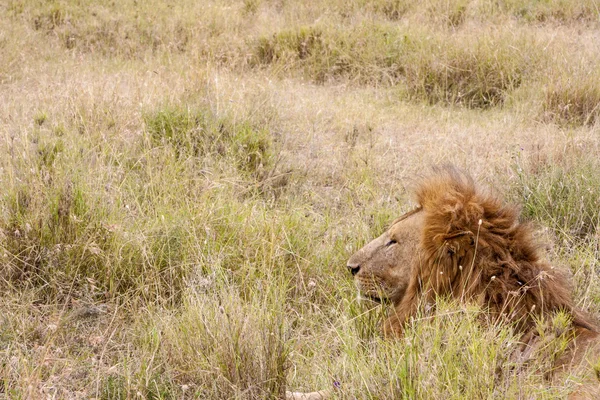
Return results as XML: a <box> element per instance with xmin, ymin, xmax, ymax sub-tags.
<box><xmin>347</xmin><ymin>208</ymin><xmax>423</xmax><ymax>304</ymax></box>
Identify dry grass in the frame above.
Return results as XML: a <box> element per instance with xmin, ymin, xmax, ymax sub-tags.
<box><xmin>253</xmin><ymin>24</ymin><xmax>537</xmax><ymax>107</ymax></box>
<box><xmin>2</xmin><ymin>0</ymin><xmax>600</xmax><ymax>398</ymax></box>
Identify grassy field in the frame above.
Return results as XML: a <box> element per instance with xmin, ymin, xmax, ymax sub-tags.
<box><xmin>1</xmin><ymin>0</ymin><xmax>600</xmax><ymax>398</ymax></box>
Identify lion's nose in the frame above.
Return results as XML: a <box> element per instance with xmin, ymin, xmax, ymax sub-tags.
<box><xmin>347</xmin><ymin>263</ymin><xmax>361</xmax><ymax>276</ymax></box>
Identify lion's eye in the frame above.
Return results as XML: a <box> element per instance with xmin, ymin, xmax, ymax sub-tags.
<box><xmin>386</xmin><ymin>239</ymin><xmax>397</xmax><ymax>247</ymax></box>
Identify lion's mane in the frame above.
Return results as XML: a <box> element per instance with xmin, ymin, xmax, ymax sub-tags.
<box><xmin>385</xmin><ymin>167</ymin><xmax>597</xmax><ymax>337</ymax></box>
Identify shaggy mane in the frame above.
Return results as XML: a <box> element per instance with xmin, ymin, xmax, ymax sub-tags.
<box><xmin>385</xmin><ymin>167</ymin><xmax>597</xmax><ymax>336</ymax></box>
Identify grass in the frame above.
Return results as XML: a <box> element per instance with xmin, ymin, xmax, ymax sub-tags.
<box><xmin>2</xmin><ymin>0</ymin><xmax>600</xmax><ymax>398</ymax></box>
<box><xmin>143</xmin><ymin>106</ymin><xmax>273</xmax><ymax>175</ymax></box>
<box><xmin>253</xmin><ymin>24</ymin><xmax>538</xmax><ymax>107</ymax></box>
<box><xmin>511</xmin><ymin>147</ymin><xmax>600</xmax><ymax>242</ymax></box>
<box><xmin>541</xmin><ymin>66</ymin><xmax>600</xmax><ymax>126</ymax></box>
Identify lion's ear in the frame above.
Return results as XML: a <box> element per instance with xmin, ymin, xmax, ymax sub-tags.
<box><xmin>434</xmin><ymin>230</ymin><xmax>474</xmax><ymax>245</ymax></box>
<box><xmin>442</xmin><ymin>230</ymin><xmax>474</xmax><ymax>241</ymax></box>
<box><xmin>440</xmin><ymin>230</ymin><xmax>475</xmax><ymax>255</ymax></box>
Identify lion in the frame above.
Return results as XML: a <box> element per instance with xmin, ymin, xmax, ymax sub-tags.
<box><xmin>348</xmin><ymin>167</ymin><xmax>600</xmax><ymax>398</ymax></box>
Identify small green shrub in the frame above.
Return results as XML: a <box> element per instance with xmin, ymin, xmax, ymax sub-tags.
<box><xmin>402</xmin><ymin>31</ymin><xmax>532</xmax><ymax>108</ymax></box>
<box><xmin>26</xmin><ymin>1</ymin><xmax>194</xmax><ymax>57</ymax></box>
<box><xmin>373</xmin><ymin>0</ymin><xmax>411</xmax><ymax>20</ymax></box>
<box><xmin>101</xmin><ymin>375</ymin><xmax>128</xmax><ymax>400</ymax></box>
<box><xmin>425</xmin><ymin>0</ymin><xmax>469</xmax><ymax>27</ymax></box>
<box><xmin>144</xmin><ymin>106</ymin><xmax>272</xmax><ymax>175</ymax></box>
<box><xmin>254</xmin><ymin>27</ymin><xmax>325</xmax><ymax>66</ymax></box>
<box><xmin>1</xmin><ymin>173</ymin><xmax>195</xmax><ymax>303</ymax></box>
<box><xmin>243</xmin><ymin>0</ymin><xmax>261</xmax><ymax>15</ymax></box>
<box><xmin>230</xmin><ymin>122</ymin><xmax>272</xmax><ymax>173</ymax></box>
<box><xmin>37</xmin><ymin>139</ymin><xmax>64</xmax><ymax>170</ymax></box>
<box><xmin>34</xmin><ymin>111</ymin><xmax>48</xmax><ymax>126</ymax></box>
<box><xmin>144</xmin><ymin>107</ymin><xmax>204</xmax><ymax>157</ymax></box>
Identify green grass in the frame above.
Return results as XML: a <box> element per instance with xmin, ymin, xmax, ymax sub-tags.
<box><xmin>511</xmin><ymin>150</ymin><xmax>600</xmax><ymax>242</ymax></box>
<box><xmin>253</xmin><ymin>24</ymin><xmax>537</xmax><ymax>107</ymax></box>
<box><xmin>2</xmin><ymin>0</ymin><xmax>600</xmax><ymax>398</ymax></box>
<box><xmin>144</xmin><ymin>106</ymin><xmax>273</xmax><ymax>175</ymax></box>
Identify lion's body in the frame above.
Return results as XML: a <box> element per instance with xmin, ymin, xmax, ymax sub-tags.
<box><xmin>348</xmin><ymin>167</ymin><xmax>600</xmax><ymax>398</ymax></box>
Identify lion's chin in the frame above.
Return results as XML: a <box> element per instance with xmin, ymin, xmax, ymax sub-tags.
<box><xmin>357</xmin><ymin>292</ymin><xmax>385</xmax><ymax>304</ymax></box>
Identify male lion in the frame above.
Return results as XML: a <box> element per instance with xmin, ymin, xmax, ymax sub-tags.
<box><xmin>348</xmin><ymin>167</ymin><xmax>600</xmax><ymax>397</ymax></box>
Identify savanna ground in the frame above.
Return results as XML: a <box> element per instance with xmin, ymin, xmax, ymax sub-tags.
<box><xmin>1</xmin><ymin>0</ymin><xmax>600</xmax><ymax>398</ymax></box>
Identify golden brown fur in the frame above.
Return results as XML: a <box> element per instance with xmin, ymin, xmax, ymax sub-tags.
<box><xmin>347</xmin><ymin>207</ymin><xmax>423</xmax><ymax>305</ymax></box>
<box><xmin>384</xmin><ymin>168</ymin><xmax>597</xmax><ymax>338</ymax></box>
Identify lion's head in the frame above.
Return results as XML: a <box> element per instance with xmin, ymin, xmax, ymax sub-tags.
<box><xmin>347</xmin><ymin>207</ymin><xmax>423</xmax><ymax>305</ymax></box>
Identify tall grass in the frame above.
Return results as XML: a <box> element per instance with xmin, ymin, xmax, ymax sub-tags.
<box><xmin>0</xmin><ymin>102</ymin><xmax>279</xmax><ymax>303</ymax></box>
<box><xmin>2</xmin><ymin>0</ymin><xmax>600</xmax><ymax>398</ymax></box>
<box><xmin>541</xmin><ymin>66</ymin><xmax>600</xmax><ymax>127</ymax></box>
<box><xmin>253</xmin><ymin>24</ymin><xmax>538</xmax><ymax>107</ymax></box>
<box><xmin>511</xmin><ymin>148</ymin><xmax>600</xmax><ymax>242</ymax></box>
<box><xmin>157</xmin><ymin>275</ymin><xmax>289</xmax><ymax>399</ymax></box>
<box><xmin>509</xmin><ymin>148</ymin><xmax>600</xmax><ymax>315</ymax></box>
